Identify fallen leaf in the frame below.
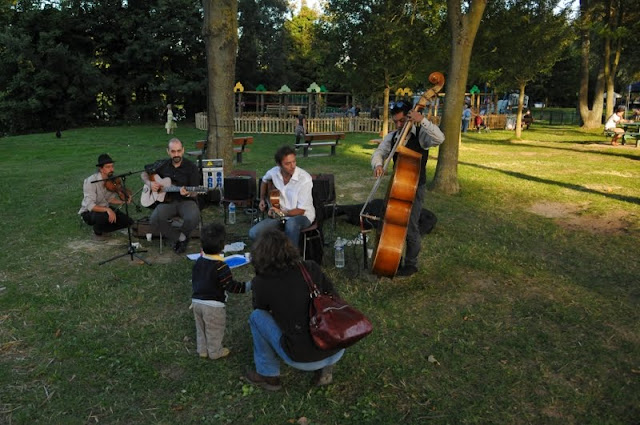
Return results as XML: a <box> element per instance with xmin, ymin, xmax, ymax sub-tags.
<box><xmin>55</xmin><ymin>329</ymin><xmax>61</xmax><ymax>338</ymax></box>
<box><xmin>297</xmin><ymin>417</ymin><xmax>309</xmax><ymax>425</ymax></box>
<box><xmin>427</xmin><ymin>355</ymin><xmax>440</xmax><ymax>365</ymax></box>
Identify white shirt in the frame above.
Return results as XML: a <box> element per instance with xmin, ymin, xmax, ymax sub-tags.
<box><xmin>262</xmin><ymin>166</ymin><xmax>315</xmax><ymax>223</ymax></box>
<box><xmin>605</xmin><ymin>113</ymin><xmax>622</xmax><ymax>130</ymax></box>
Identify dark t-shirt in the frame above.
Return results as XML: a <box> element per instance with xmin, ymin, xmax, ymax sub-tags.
<box><xmin>154</xmin><ymin>158</ymin><xmax>200</xmax><ymax>202</ymax></box>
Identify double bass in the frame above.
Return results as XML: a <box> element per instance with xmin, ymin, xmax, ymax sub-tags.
<box><xmin>361</xmin><ymin>72</ymin><xmax>445</xmax><ymax>277</ymax></box>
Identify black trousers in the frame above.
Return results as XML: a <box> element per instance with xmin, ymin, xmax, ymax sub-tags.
<box><xmin>81</xmin><ymin>210</ymin><xmax>133</xmax><ymax>235</ymax></box>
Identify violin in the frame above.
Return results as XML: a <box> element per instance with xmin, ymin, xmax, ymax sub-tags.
<box><xmin>104</xmin><ymin>177</ymin><xmax>132</xmax><ymax>202</ymax></box>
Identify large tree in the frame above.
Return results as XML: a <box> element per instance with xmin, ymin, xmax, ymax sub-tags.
<box><xmin>479</xmin><ymin>0</ymin><xmax>573</xmax><ymax>138</ymax></box>
<box><xmin>0</xmin><ymin>4</ymin><xmax>100</xmax><ymax>134</ymax></box>
<box><xmin>236</xmin><ymin>0</ymin><xmax>288</xmax><ymax>90</ymax></box>
<box><xmin>203</xmin><ymin>0</ymin><xmax>237</xmax><ymax>167</ymax></box>
<box><xmin>431</xmin><ymin>0</ymin><xmax>487</xmax><ymax>195</ymax></box>
<box><xmin>324</xmin><ymin>0</ymin><xmax>446</xmax><ymax>134</ymax></box>
<box><xmin>284</xmin><ymin>4</ymin><xmax>326</xmax><ymax>90</ymax></box>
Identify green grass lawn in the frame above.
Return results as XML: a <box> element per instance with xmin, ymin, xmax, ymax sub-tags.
<box><xmin>1</xmin><ymin>123</ymin><xmax>639</xmax><ymax>424</ymax></box>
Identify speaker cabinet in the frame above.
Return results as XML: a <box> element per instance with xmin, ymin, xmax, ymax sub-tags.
<box><xmin>223</xmin><ymin>175</ymin><xmax>255</xmax><ymax>200</ymax></box>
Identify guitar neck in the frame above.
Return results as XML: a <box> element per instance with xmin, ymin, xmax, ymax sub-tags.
<box><xmin>163</xmin><ymin>186</ymin><xmax>205</xmax><ymax>193</ymax></box>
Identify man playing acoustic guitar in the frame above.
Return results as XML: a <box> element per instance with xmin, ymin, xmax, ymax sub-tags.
<box><xmin>141</xmin><ymin>138</ymin><xmax>201</xmax><ymax>254</ymax></box>
<box><xmin>249</xmin><ymin>145</ymin><xmax>315</xmax><ymax>248</ymax></box>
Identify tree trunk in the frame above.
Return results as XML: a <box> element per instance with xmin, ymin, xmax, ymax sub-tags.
<box><xmin>515</xmin><ymin>83</ymin><xmax>525</xmax><ymax>139</ymax></box>
<box><xmin>203</xmin><ymin>0</ymin><xmax>238</xmax><ymax>172</ymax></box>
<box><xmin>431</xmin><ymin>0</ymin><xmax>487</xmax><ymax>195</ymax></box>
<box><xmin>578</xmin><ymin>0</ymin><xmax>605</xmax><ymax>129</ymax></box>
<box><xmin>382</xmin><ymin>72</ymin><xmax>390</xmax><ymax>136</ymax></box>
<box><xmin>604</xmin><ymin>0</ymin><xmax>623</xmax><ymax>119</ymax></box>
<box><xmin>604</xmin><ymin>32</ymin><xmax>614</xmax><ymax>118</ymax></box>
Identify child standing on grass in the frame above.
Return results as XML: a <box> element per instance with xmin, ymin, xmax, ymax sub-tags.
<box><xmin>191</xmin><ymin>223</ymin><xmax>250</xmax><ymax>360</ymax></box>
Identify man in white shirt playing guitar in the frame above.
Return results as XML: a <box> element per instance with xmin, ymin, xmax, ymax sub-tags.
<box><xmin>141</xmin><ymin>138</ymin><xmax>201</xmax><ymax>254</ymax></box>
<box><xmin>249</xmin><ymin>145</ymin><xmax>315</xmax><ymax>248</ymax></box>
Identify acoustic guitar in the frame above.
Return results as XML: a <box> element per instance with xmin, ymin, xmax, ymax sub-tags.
<box><xmin>141</xmin><ymin>176</ymin><xmax>207</xmax><ymax>207</ymax></box>
<box><xmin>267</xmin><ymin>182</ymin><xmax>285</xmax><ymax>222</ymax></box>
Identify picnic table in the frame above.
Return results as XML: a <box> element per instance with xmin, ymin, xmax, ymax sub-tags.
<box><xmin>618</xmin><ymin>122</ymin><xmax>640</xmax><ymax>147</ymax></box>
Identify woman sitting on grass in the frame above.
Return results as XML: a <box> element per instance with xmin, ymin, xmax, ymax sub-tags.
<box><xmin>245</xmin><ymin>229</ymin><xmax>345</xmax><ymax>391</ymax></box>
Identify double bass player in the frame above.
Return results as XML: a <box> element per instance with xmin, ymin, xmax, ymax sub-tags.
<box><xmin>371</xmin><ymin>101</ymin><xmax>444</xmax><ymax>277</ymax></box>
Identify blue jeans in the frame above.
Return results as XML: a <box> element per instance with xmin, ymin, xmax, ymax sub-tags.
<box><xmin>461</xmin><ymin>118</ymin><xmax>470</xmax><ymax>133</ymax></box>
<box><xmin>249</xmin><ymin>215</ymin><xmax>311</xmax><ymax>248</ymax></box>
<box><xmin>248</xmin><ymin>309</ymin><xmax>345</xmax><ymax>377</ymax></box>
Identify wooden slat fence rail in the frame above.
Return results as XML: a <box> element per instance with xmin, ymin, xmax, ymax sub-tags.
<box><xmin>195</xmin><ymin>112</ymin><xmax>504</xmax><ymax>134</ymax></box>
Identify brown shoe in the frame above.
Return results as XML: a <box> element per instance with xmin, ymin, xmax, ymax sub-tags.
<box><xmin>245</xmin><ymin>370</ymin><xmax>282</xmax><ymax>391</ymax></box>
<box><xmin>312</xmin><ymin>365</ymin><xmax>334</xmax><ymax>386</ymax></box>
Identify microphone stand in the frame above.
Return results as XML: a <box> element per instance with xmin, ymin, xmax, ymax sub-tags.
<box><xmin>92</xmin><ymin>170</ymin><xmax>151</xmax><ymax>266</ymax></box>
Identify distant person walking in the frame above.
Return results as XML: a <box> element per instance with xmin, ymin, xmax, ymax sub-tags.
<box><xmin>461</xmin><ymin>104</ymin><xmax>471</xmax><ymax>133</ymax></box>
<box><xmin>295</xmin><ymin>108</ymin><xmax>307</xmax><ymax>145</ymax></box>
<box><xmin>522</xmin><ymin>110</ymin><xmax>534</xmax><ymax>130</ymax></box>
<box><xmin>165</xmin><ymin>104</ymin><xmax>177</xmax><ymax>135</ymax></box>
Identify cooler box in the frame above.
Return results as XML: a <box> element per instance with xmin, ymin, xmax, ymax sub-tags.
<box><xmin>201</xmin><ymin>159</ymin><xmax>224</xmax><ymax>190</ymax></box>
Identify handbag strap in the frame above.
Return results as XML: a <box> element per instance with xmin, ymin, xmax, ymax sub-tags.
<box><xmin>298</xmin><ymin>262</ymin><xmax>320</xmax><ymax>298</ymax></box>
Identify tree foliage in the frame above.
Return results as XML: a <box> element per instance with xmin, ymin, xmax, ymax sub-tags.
<box><xmin>236</xmin><ymin>0</ymin><xmax>288</xmax><ymax>90</ymax></box>
<box><xmin>323</xmin><ymin>0</ymin><xmax>446</xmax><ymax>132</ymax></box>
<box><xmin>475</xmin><ymin>0</ymin><xmax>573</xmax><ymax>137</ymax></box>
<box><xmin>0</xmin><ymin>0</ymin><xmax>206</xmax><ymax>134</ymax></box>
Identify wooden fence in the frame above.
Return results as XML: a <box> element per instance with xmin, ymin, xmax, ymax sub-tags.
<box><xmin>195</xmin><ymin>112</ymin><xmax>503</xmax><ymax>134</ymax></box>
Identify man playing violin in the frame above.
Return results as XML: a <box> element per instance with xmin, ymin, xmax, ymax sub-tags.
<box><xmin>371</xmin><ymin>101</ymin><xmax>445</xmax><ymax>277</ymax></box>
<box><xmin>78</xmin><ymin>154</ymin><xmax>134</xmax><ymax>240</ymax></box>
<box><xmin>141</xmin><ymin>138</ymin><xmax>201</xmax><ymax>254</ymax></box>
<box><xmin>249</xmin><ymin>145</ymin><xmax>315</xmax><ymax>248</ymax></box>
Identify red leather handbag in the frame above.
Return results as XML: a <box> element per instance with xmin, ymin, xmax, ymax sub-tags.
<box><xmin>299</xmin><ymin>263</ymin><xmax>373</xmax><ymax>350</ymax></box>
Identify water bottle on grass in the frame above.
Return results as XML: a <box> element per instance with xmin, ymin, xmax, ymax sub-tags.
<box><xmin>228</xmin><ymin>202</ymin><xmax>236</xmax><ymax>224</ymax></box>
<box><xmin>334</xmin><ymin>238</ymin><xmax>345</xmax><ymax>268</ymax></box>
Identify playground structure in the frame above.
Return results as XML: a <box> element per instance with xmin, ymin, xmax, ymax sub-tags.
<box><xmin>195</xmin><ymin>82</ymin><xmax>514</xmax><ymax>134</ymax></box>
<box><xmin>233</xmin><ymin>81</ymin><xmax>355</xmax><ymax>118</ymax></box>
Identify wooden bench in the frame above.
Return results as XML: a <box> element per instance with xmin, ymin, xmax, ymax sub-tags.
<box><xmin>294</xmin><ymin>132</ymin><xmax>345</xmax><ymax>157</ymax></box>
<box><xmin>232</xmin><ymin>136</ymin><xmax>253</xmax><ymax>163</ymax></box>
<box><xmin>187</xmin><ymin>137</ymin><xmax>254</xmax><ymax>163</ymax></box>
<box><xmin>186</xmin><ymin>139</ymin><xmax>207</xmax><ymax>159</ymax></box>
<box><xmin>265</xmin><ymin>105</ymin><xmax>302</xmax><ymax>117</ymax></box>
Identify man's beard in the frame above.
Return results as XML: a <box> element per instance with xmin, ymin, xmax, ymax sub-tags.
<box><xmin>172</xmin><ymin>156</ymin><xmax>182</xmax><ymax>164</ymax></box>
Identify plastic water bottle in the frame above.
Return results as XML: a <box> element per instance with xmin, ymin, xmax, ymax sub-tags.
<box><xmin>334</xmin><ymin>238</ymin><xmax>345</xmax><ymax>268</ymax></box>
<box><xmin>228</xmin><ymin>202</ymin><xmax>236</xmax><ymax>224</ymax></box>
<box><xmin>207</xmin><ymin>172</ymin><xmax>213</xmax><ymax>189</ymax></box>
